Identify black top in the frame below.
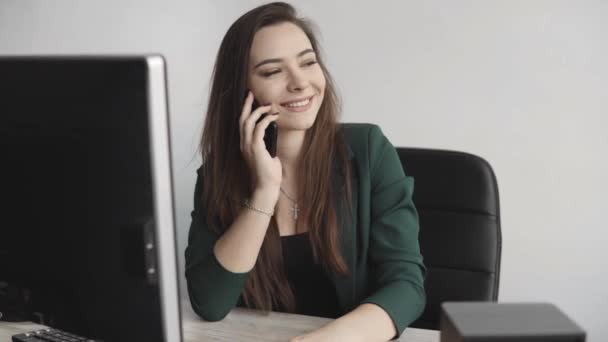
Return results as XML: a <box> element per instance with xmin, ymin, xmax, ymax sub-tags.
<box><xmin>236</xmin><ymin>231</ymin><xmax>341</xmax><ymax>319</ymax></box>
<box><xmin>279</xmin><ymin>232</ymin><xmax>341</xmax><ymax>318</ymax></box>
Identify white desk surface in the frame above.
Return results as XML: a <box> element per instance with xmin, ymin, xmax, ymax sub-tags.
<box><xmin>1</xmin><ymin>302</ymin><xmax>440</xmax><ymax>342</ymax></box>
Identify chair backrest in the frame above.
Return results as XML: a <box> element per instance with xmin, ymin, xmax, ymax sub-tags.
<box><xmin>396</xmin><ymin>148</ymin><xmax>502</xmax><ymax>330</ymax></box>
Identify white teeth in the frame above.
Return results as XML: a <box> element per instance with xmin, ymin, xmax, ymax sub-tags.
<box><xmin>284</xmin><ymin>97</ymin><xmax>311</xmax><ymax>108</ymax></box>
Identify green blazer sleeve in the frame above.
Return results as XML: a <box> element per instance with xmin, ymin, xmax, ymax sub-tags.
<box><xmin>184</xmin><ymin>169</ymin><xmax>249</xmax><ymax>321</ymax></box>
<box><xmin>358</xmin><ymin>125</ymin><xmax>426</xmax><ymax>338</ymax></box>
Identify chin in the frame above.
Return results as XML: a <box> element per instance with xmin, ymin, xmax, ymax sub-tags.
<box><xmin>277</xmin><ymin>120</ymin><xmax>315</xmax><ymax>131</ymax></box>
<box><xmin>277</xmin><ymin>110</ymin><xmax>319</xmax><ymax>131</ymax></box>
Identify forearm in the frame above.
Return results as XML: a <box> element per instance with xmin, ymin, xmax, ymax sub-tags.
<box><xmin>187</xmin><ymin>188</ymin><xmax>278</xmax><ymax>320</ymax></box>
<box><xmin>213</xmin><ymin>188</ymin><xmax>277</xmax><ymax>273</ymax></box>
<box><xmin>314</xmin><ymin>303</ymin><xmax>397</xmax><ymax>342</ymax></box>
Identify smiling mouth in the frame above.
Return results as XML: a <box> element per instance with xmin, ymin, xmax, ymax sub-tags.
<box><xmin>280</xmin><ymin>96</ymin><xmax>313</xmax><ymax>108</ymax></box>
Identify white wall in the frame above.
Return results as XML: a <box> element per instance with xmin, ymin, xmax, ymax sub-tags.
<box><xmin>2</xmin><ymin>1</ymin><xmax>606</xmax><ymax>340</ymax></box>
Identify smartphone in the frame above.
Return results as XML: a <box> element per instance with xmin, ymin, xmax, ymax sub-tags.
<box><xmin>252</xmin><ymin>98</ymin><xmax>278</xmax><ymax>157</ymax></box>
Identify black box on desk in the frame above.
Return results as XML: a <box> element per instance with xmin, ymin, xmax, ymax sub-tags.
<box><xmin>440</xmin><ymin>302</ymin><xmax>585</xmax><ymax>342</ymax></box>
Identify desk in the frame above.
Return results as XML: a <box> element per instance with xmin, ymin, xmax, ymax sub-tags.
<box><xmin>182</xmin><ymin>302</ymin><xmax>440</xmax><ymax>342</ymax></box>
<box><xmin>0</xmin><ymin>321</ymin><xmax>48</xmax><ymax>341</ymax></box>
<box><xmin>1</xmin><ymin>303</ymin><xmax>440</xmax><ymax>342</ymax></box>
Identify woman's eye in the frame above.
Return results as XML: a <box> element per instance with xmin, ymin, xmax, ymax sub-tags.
<box><xmin>262</xmin><ymin>70</ymin><xmax>280</xmax><ymax>78</ymax></box>
<box><xmin>261</xmin><ymin>61</ymin><xmax>317</xmax><ymax>78</ymax></box>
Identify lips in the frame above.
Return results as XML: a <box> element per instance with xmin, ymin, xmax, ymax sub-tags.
<box><xmin>280</xmin><ymin>95</ymin><xmax>314</xmax><ymax>106</ymax></box>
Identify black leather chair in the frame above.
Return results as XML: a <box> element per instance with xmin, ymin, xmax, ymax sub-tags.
<box><xmin>396</xmin><ymin>148</ymin><xmax>502</xmax><ymax>330</ymax></box>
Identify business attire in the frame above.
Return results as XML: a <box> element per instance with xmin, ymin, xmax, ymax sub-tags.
<box><xmin>276</xmin><ymin>231</ymin><xmax>342</xmax><ymax>318</ymax></box>
<box><xmin>185</xmin><ymin>123</ymin><xmax>426</xmax><ymax>337</ymax></box>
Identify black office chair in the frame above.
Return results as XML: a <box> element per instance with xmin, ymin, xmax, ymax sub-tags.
<box><xmin>396</xmin><ymin>148</ymin><xmax>502</xmax><ymax>330</ymax></box>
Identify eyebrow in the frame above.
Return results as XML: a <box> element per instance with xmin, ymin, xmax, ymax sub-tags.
<box><xmin>253</xmin><ymin>48</ymin><xmax>315</xmax><ymax>69</ymax></box>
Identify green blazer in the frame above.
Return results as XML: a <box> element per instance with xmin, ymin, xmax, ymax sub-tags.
<box><xmin>185</xmin><ymin>123</ymin><xmax>426</xmax><ymax>338</ymax></box>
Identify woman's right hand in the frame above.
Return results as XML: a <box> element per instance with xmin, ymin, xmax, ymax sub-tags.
<box><xmin>239</xmin><ymin>90</ymin><xmax>282</xmax><ymax>199</ymax></box>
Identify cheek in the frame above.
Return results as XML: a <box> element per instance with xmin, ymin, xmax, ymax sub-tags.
<box><xmin>251</xmin><ymin>82</ymin><xmax>282</xmax><ymax>104</ymax></box>
<box><xmin>314</xmin><ymin>72</ymin><xmax>326</xmax><ymax>92</ymax></box>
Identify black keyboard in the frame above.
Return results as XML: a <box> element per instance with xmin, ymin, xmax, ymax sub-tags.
<box><xmin>12</xmin><ymin>328</ymin><xmax>95</xmax><ymax>342</ymax></box>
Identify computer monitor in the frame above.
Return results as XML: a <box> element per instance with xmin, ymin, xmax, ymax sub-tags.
<box><xmin>0</xmin><ymin>56</ymin><xmax>182</xmax><ymax>342</ymax></box>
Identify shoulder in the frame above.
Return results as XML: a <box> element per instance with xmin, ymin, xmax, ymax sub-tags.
<box><xmin>338</xmin><ymin>122</ymin><xmax>392</xmax><ymax>163</ymax></box>
<box><xmin>338</xmin><ymin>122</ymin><xmax>380</xmax><ymax>143</ymax></box>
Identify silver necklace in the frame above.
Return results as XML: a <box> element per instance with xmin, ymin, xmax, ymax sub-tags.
<box><xmin>280</xmin><ymin>187</ymin><xmax>299</xmax><ymax>220</ymax></box>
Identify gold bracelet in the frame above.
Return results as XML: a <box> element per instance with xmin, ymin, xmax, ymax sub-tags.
<box><xmin>243</xmin><ymin>199</ymin><xmax>274</xmax><ymax>217</ymax></box>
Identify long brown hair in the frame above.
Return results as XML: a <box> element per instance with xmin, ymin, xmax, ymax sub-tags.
<box><xmin>199</xmin><ymin>2</ymin><xmax>352</xmax><ymax>313</ymax></box>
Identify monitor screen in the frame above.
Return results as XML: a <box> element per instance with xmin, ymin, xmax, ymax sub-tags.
<box><xmin>0</xmin><ymin>56</ymin><xmax>181</xmax><ymax>342</ymax></box>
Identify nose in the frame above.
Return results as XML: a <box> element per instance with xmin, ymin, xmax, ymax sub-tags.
<box><xmin>286</xmin><ymin>68</ymin><xmax>309</xmax><ymax>93</ymax></box>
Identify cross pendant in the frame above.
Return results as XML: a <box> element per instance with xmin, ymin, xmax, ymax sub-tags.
<box><xmin>290</xmin><ymin>204</ymin><xmax>299</xmax><ymax>220</ymax></box>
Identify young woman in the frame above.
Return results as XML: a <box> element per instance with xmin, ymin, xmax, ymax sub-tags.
<box><xmin>185</xmin><ymin>2</ymin><xmax>426</xmax><ymax>341</ymax></box>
